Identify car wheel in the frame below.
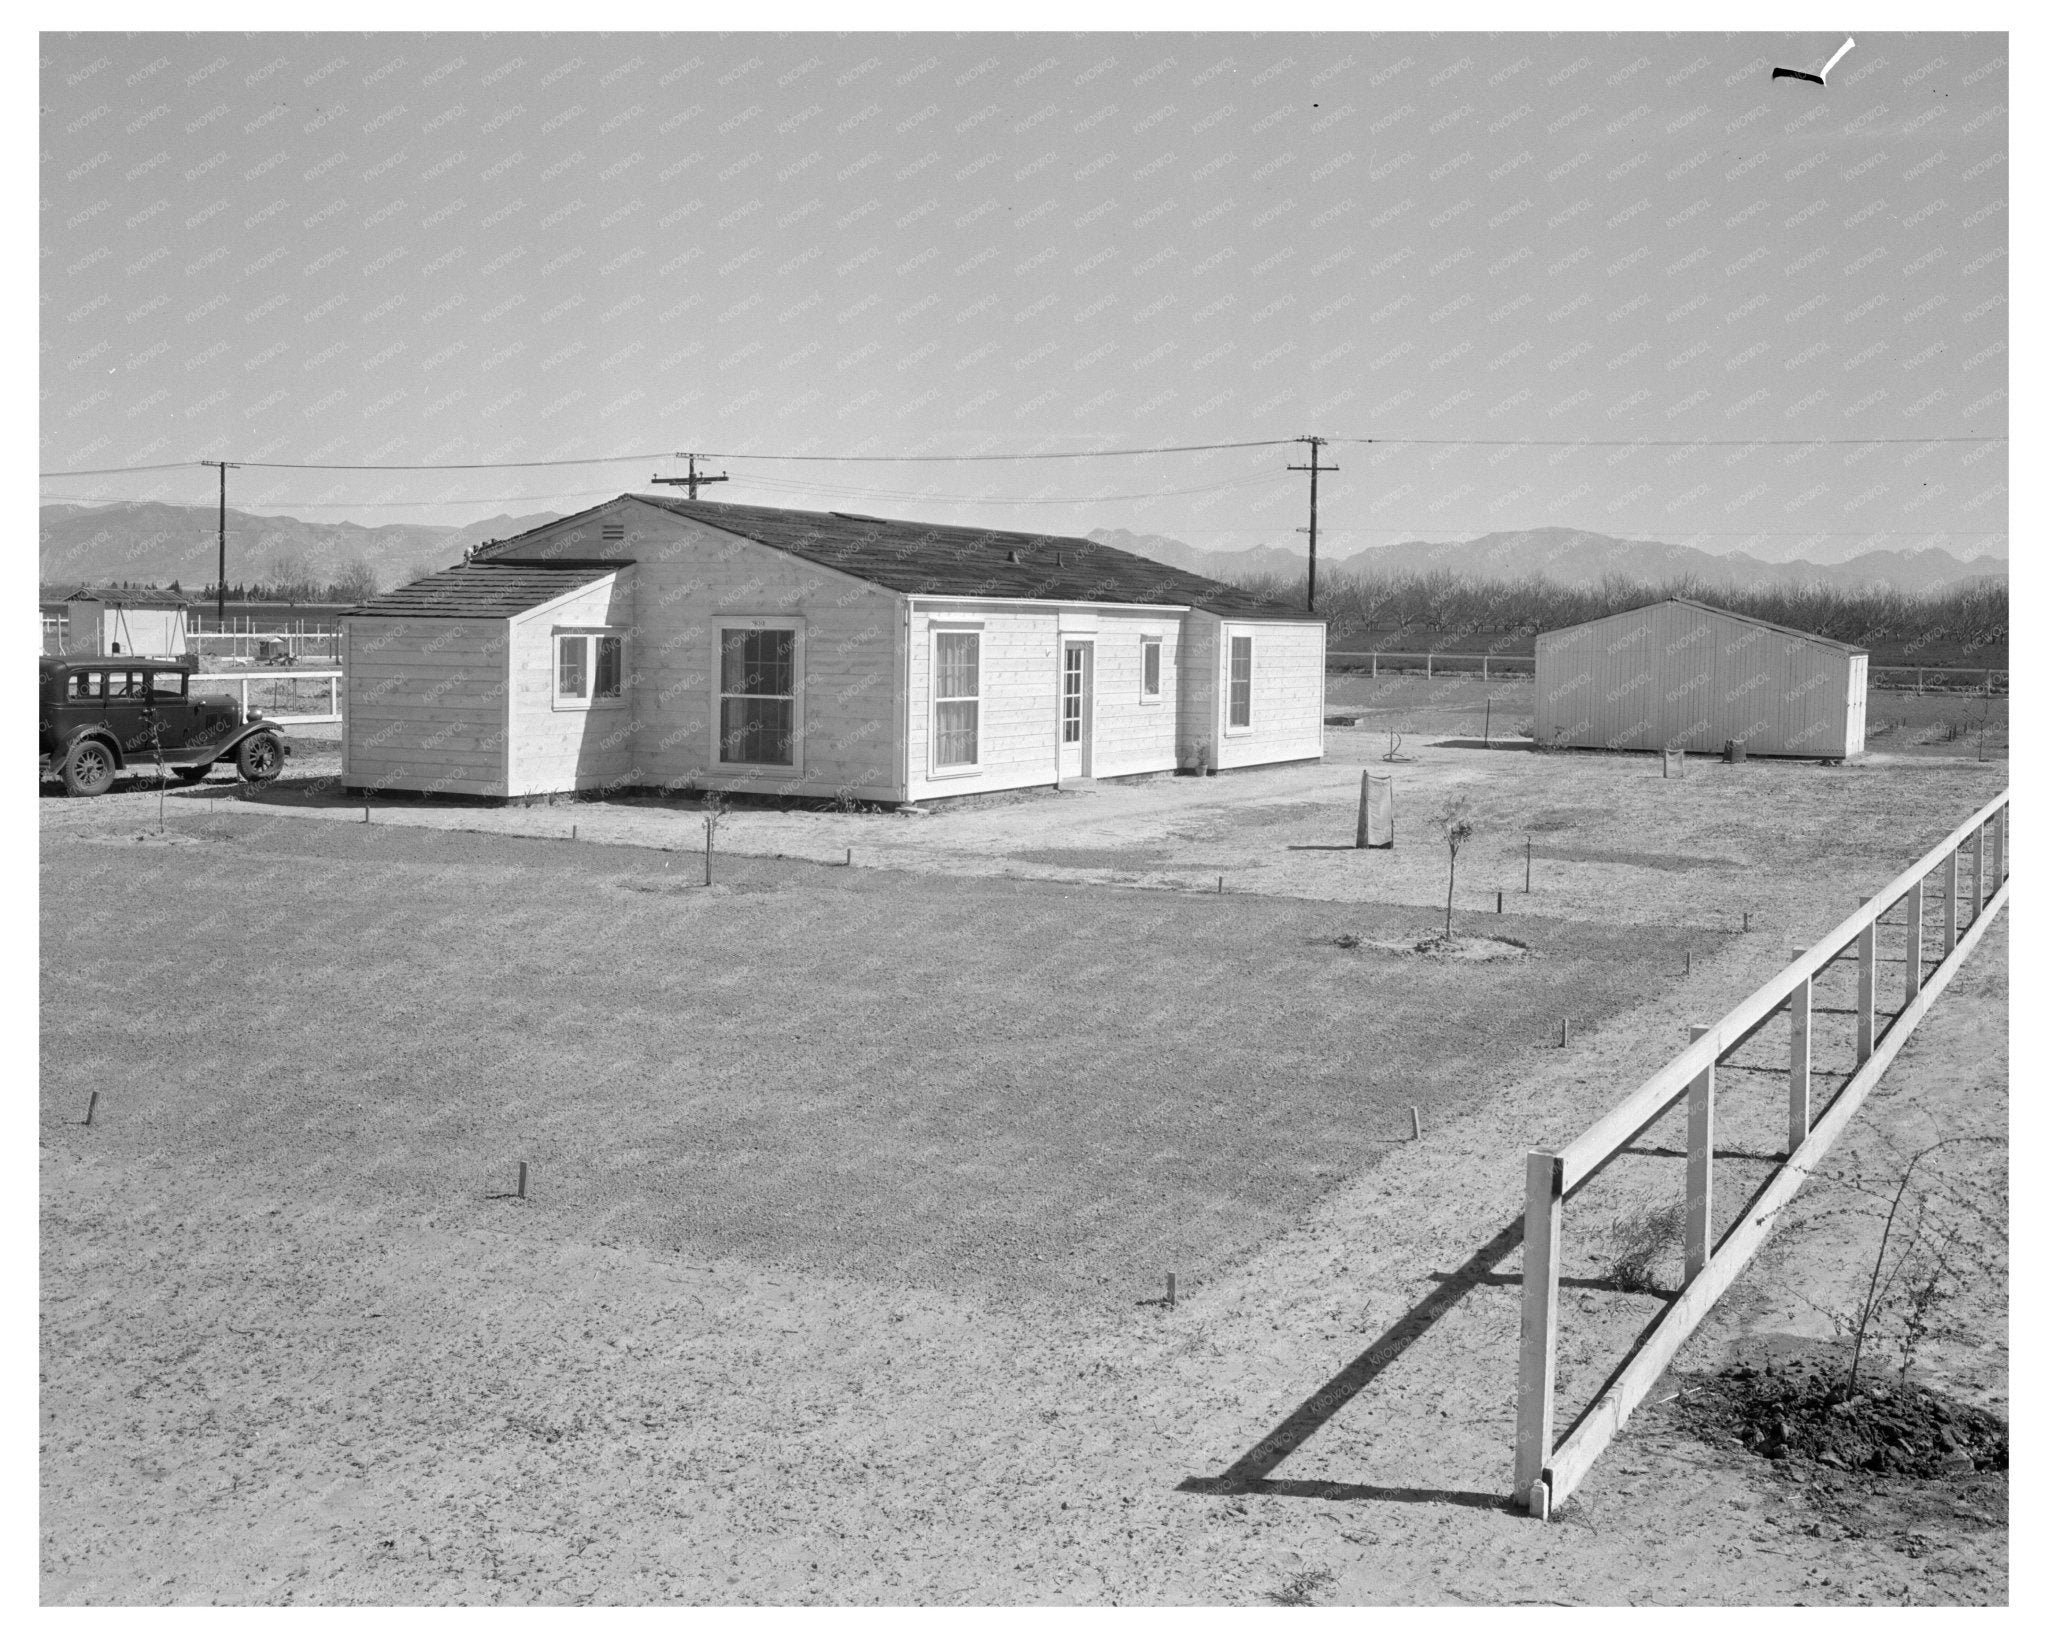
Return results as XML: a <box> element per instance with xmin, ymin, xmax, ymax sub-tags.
<box><xmin>62</xmin><ymin>739</ymin><xmax>117</xmax><ymax>797</ymax></box>
<box><xmin>236</xmin><ymin>731</ymin><xmax>283</xmax><ymax>783</ymax></box>
<box><xmin>175</xmin><ymin>763</ymin><xmax>212</xmax><ymax>785</ymax></box>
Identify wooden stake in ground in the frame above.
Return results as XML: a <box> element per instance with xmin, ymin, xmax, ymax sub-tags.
<box><xmin>84</xmin><ymin>1089</ymin><xmax>99</xmax><ymax>1127</ymax></box>
<box><xmin>1410</xmin><ymin>1106</ymin><xmax>1422</xmax><ymax>1141</ymax></box>
<box><xmin>1166</xmin><ymin>1273</ymin><xmax>1176</xmax><ymax>1309</ymax></box>
<box><xmin>1525</xmin><ymin>837</ymin><xmax>1532</xmax><ymax>893</ymax></box>
<box><xmin>702</xmin><ymin>791</ymin><xmax>725</xmax><ymax>886</ymax></box>
<box><xmin>517</xmin><ymin>1161</ymin><xmax>528</xmax><ymax>1200</ymax></box>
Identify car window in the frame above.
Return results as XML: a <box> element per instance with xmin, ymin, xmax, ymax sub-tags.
<box><xmin>148</xmin><ymin>671</ymin><xmax>187</xmax><ymax>698</ymax></box>
<box><xmin>106</xmin><ymin>672</ymin><xmax>143</xmax><ymax>699</ymax></box>
<box><xmin>66</xmin><ymin>672</ymin><xmax>103</xmax><ymax>701</ymax></box>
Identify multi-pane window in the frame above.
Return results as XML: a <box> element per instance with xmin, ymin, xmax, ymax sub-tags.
<box><xmin>555</xmin><ymin>633</ymin><xmax>625</xmax><ymax>708</ymax></box>
<box><xmin>1140</xmin><ymin>637</ymin><xmax>1162</xmax><ymax>701</ymax></box>
<box><xmin>66</xmin><ymin>672</ymin><xmax>103</xmax><ymax>701</ymax></box>
<box><xmin>1062</xmin><ymin>646</ymin><xmax>1084</xmax><ymax>743</ymax></box>
<box><xmin>1228</xmin><ymin>635</ymin><xmax>1253</xmax><ymax>728</ymax></box>
<box><xmin>933</xmin><ymin>631</ymin><xmax>980</xmax><ymax>769</ymax></box>
<box><xmin>720</xmin><ymin>627</ymin><xmax>796</xmax><ymax>765</ymax></box>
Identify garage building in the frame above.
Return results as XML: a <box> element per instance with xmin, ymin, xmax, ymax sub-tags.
<box><xmin>1533</xmin><ymin>597</ymin><xmax>1868</xmax><ymax>759</ymax></box>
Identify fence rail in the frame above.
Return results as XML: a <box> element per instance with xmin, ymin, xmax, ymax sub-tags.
<box><xmin>189</xmin><ymin>630</ymin><xmax>343</xmax><ymax>664</ymax></box>
<box><xmin>192</xmin><ymin>670</ymin><xmax>343</xmax><ymax>726</ymax></box>
<box><xmin>1514</xmin><ymin>787</ymin><xmax>2011</xmax><ymax>1521</ymax></box>
<box><xmin>1325</xmin><ymin>651</ymin><xmax>2005</xmax><ymax>694</ymax></box>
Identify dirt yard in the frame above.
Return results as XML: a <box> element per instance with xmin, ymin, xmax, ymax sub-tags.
<box><xmin>40</xmin><ymin>728</ymin><xmax>2007</xmax><ymax>1604</ymax></box>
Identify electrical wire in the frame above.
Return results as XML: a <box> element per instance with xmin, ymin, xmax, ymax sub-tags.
<box><xmin>1338</xmin><ymin>435</ymin><xmax>2007</xmax><ymax>447</ymax></box>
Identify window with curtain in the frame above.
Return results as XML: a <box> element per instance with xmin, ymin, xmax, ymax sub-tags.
<box><xmin>555</xmin><ymin>632</ymin><xmax>625</xmax><ymax>708</ymax></box>
<box><xmin>720</xmin><ymin>627</ymin><xmax>796</xmax><ymax>765</ymax></box>
<box><xmin>1141</xmin><ymin>637</ymin><xmax>1162</xmax><ymax>700</ymax></box>
<box><xmin>933</xmin><ymin>630</ymin><xmax>980</xmax><ymax>768</ymax></box>
<box><xmin>1228</xmin><ymin>635</ymin><xmax>1253</xmax><ymax>728</ymax></box>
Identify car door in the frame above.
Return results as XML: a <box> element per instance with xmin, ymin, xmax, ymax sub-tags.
<box><xmin>144</xmin><ymin>666</ymin><xmax>204</xmax><ymax>755</ymax></box>
<box><xmin>100</xmin><ymin>668</ymin><xmax>155</xmax><ymax>761</ymax></box>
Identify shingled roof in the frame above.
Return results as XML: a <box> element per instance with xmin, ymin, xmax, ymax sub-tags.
<box><xmin>479</xmin><ymin>496</ymin><xmax>1313</xmax><ymax>619</ymax></box>
<box><xmin>344</xmin><ymin>561</ymin><xmax>630</xmax><ymax>620</ymax></box>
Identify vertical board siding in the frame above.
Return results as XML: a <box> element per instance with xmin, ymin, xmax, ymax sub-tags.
<box><xmin>506</xmin><ymin>576</ymin><xmax>635</xmax><ymax>797</ymax></box>
<box><xmin>341</xmin><ymin>615</ymin><xmax>509</xmax><ymax>796</ymax></box>
<box><xmin>1214</xmin><ymin>620</ymin><xmax>1326</xmax><ymax>770</ymax></box>
<box><xmin>1535</xmin><ymin>602</ymin><xmax>1859</xmax><ymax>758</ymax></box>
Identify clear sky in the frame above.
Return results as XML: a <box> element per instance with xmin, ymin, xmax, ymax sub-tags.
<box><xmin>39</xmin><ymin>27</ymin><xmax>2008</xmax><ymax>561</ymax></box>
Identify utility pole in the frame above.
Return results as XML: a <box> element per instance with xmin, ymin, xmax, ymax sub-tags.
<box><xmin>202</xmin><ymin>460</ymin><xmax>239</xmax><ymax>628</ymax></box>
<box><xmin>649</xmin><ymin>452</ymin><xmax>729</xmax><ymax>500</ymax></box>
<box><xmin>1287</xmin><ymin>435</ymin><xmax>1337</xmax><ymax>613</ymax></box>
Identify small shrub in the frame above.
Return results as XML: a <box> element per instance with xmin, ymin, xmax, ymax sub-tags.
<box><xmin>1608</xmin><ymin>1201</ymin><xmax>1687</xmax><ymax>1293</ymax></box>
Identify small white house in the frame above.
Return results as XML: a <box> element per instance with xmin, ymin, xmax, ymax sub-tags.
<box><xmin>340</xmin><ymin>496</ymin><xmax>1326</xmax><ymax>803</ymax></box>
<box><xmin>61</xmin><ymin>588</ymin><xmax>190</xmax><ymax>658</ymax></box>
<box><xmin>1534</xmin><ymin>597</ymin><xmax>1868</xmax><ymax>759</ymax></box>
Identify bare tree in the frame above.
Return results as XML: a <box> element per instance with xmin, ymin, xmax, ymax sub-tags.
<box><xmin>328</xmin><ymin>558</ymin><xmax>380</xmax><ymax>603</ymax></box>
<box><xmin>1431</xmin><ymin>794</ymin><xmax>1476</xmax><ymax>941</ymax></box>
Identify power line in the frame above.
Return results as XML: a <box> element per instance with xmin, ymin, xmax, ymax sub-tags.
<box><xmin>36</xmin><ymin>437</ymin><xmax>1295</xmax><ymax>481</ymax></box>
<box><xmin>1338</xmin><ymin>435</ymin><xmax>2007</xmax><ymax>447</ymax></box>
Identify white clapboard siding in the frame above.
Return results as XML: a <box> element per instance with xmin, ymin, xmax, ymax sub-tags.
<box><xmin>343</xmin><ymin>617</ymin><xmax>509</xmax><ymax>794</ymax></box>
<box><xmin>907</xmin><ymin>604</ymin><xmax>1060</xmax><ymax>800</ymax></box>
<box><xmin>506</xmin><ymin>576</ymin><xmax>635</xmax><ymax>797</ymax></box>
<box><xmin>1534</xmin><ymin>600</ymin><xmax>1864</xmax><ymax>758</ymax></box>
<box><xmin>506</xmin><ymin>502</ymin><xmax>907</xmax><ymax>801</ymax></box>
<box><xmin>1212</xmin><ymin>618</ymin><xmax>1326</xmax><ymax>770</ymax></box>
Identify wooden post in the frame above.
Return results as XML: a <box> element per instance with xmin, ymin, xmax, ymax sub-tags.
<box><xmin>1426</xmin><ymin>652</ymin><xmax>1433</xmax><ymax>679</ymax></box>
<box><xmin>1787</xmin><ymin>956</ymin><xmax>1811</xmax><ymax>1153</ymax></box>
<box><xmin>1904</xmin><ymin>881</ymin><xmax>1924</xmax><ymax>1004</ymax></box>
<box><xmin>1944</xmin><ymin>847</ymin><xmax>1960</xmax><ymax>955</ymax></box>
<box><xmin>1685</xmin><ymin>1025</ymin><xmax>1715</xmax><ymax>1282</ymax></box>
<box><xmin>1972</xmin><ymin>823</ymin><xmax>1985</xmax><ymax>921</ymax></box>
<box><xmin>1355</xmin><ymin>769</ymin><xmax>1372</xmax><ymax>848</ymax></box>
<box><xmin>1856</xmin><ymin>900</ymin><xmax>1877</xmax><ymax>1064</ymax></box>
<box><xmin>1525</xmin><ymin>838</ymin><xmax>1532</xmax><ymax>893</ymax></box>
<box><xmin>1485</xmin><ymin>697</ymin><xmax>1492</xmax><ymax>744</ymax></box>
<box><xmin>1994</xmin><ymin>802</ymin><xmax>2007</xmax><ymax>887</ymax></box>
<box><xmin>1410</xmin><ymin>1105</ymin><xmax>1422</xmax><ymax>1141</ymax></box>
<box><xmin>1515</xmin><ymin>1151</ymin><xmax>1564</xmax><ymax>1512</ymax></box>
<box><xmin>1371</xmin><ymin>652</ymin><xmax>1378</xmax><ymax>679</ymax></box>
<box><xmin>516</xmin><ymin>1161</ymin><xmax>527</xmax><ymax>1200</ymax></box>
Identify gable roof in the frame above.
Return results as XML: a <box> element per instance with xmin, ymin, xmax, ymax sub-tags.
<box><xmin>1547</xmin><ymin>597</ymin><xmax>1865</xmax><ymax>654</ymax></box>
<box><xmin>63</xmin><ymin>586</ymin><xmax>188</xmax><ymax>608</ymax></box>
<box><xmin>343</xmin><ymin>561</ymin><xmax>630</xmax><ymax>620</ymax></box>
<box><xmin>478</xmin><ymin>495</ymin><xmax>1314</xmax><ymax>619</ymax></box>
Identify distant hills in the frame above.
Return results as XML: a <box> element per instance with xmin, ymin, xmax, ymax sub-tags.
<box><xmin>39</xmin><ymin>501</ymin><xmax>2007</xmax><ymax>602</ymax></box>
<box><xmin>1088</xmin><ymin>525</ymin><xmax>2007</xmax><ymax>597</ymax></box>
<box><xmin>39</xmin><ymin>502</ymin><xmax>564</xmax><ymax>592</ymax></box>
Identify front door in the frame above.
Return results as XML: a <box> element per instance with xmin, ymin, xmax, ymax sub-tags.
<box><xmin>1058</xmin><ymin>640</ymin><xmax>1093</xmax><ymax>779</ymax></box>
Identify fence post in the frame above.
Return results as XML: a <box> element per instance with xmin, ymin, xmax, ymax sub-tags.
<box><xmin>239</xmin><ymin>678</ymin><xmax>250</xmax><ymax>719</ymax></box>
<box><xmin>1514</xmin><ymin>1150</ymin><xmax>1564</xmax><ymax>1513</ymax></box>
<box><xmin>1685</xmin><ymin>1025</ymin><xmax>1715</xmax><ymax>1282</ymax></box>
<box><xmin>1944</xmin><ymin>846</ymin><xmax>1960</xmax><ymax>955</ymax></box>
<box><xmin>1371</xmin><ymin>652</ymin><xmax>1378</xmax><ymax>679</ymax></box>
<box><xmin>1995</xmin><ymin>801</ymin><xmax>2008</xmax><ymax>887</ymax></box>
<box><xmin>1856</xmin><ymin>900</ymin><xmax>1877</xmax><ymax>1064</ymax></box>
<box><xmin>1787</xmin><ymin>956</ymin><xmax>1811</xmax><ymax>1153</ymax></box>
<box><xmin>1482</xmin><ymin>654</ymin><xmax>1489</xmax><ymax>681</ymax></box>
<box><xmin>1904</xmin><ymin>880</ymin><xmax>1924</xmax><ymax>1004</ymax></box>
<box><xmin>1972</xmin><ymin>823</ymin><xmax>1986</xmax><ymax>921</ymax></box>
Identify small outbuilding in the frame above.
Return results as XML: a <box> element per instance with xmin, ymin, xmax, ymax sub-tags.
<box><xmin>1533</xmin><ymin>597</ymin><xmax>1867</xmax><ymax>759</ymax></box>
<box><xmin>59</xmin><ymin>587</ymin><xmax>190</xmax><ymax>658</ymax></box>
<box><xmin>340</xmin><ymin>496</ymin><xmax>1325</xmax><ymax>803</ymax></box>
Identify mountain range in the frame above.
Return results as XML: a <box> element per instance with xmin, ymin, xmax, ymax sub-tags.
<box><xmin>39</xmin><ymin>501</ymin><xmax>2007</xmax><ymax>601</ymax></box>
<box><xmin>38</xmin><ymin>502</ymin><xmax>563</xmax><ymax>592</ymax></box>
<box><xmin>1088</xmin><ymin>526</ymin><xmax>2007</xmax><ymax>597</ymax></box>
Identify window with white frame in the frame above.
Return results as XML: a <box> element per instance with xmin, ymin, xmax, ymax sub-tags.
<box><xmin>718</xmin><ymin>623</ymin><xmax>798</xmax><ymax>766</ymax></box>
<box><xmin>1140</xmin><ymin>636</ymin><xmax>1162</xmax><ymax>702</ymax></box>
<box><xmin>1228</xmin><ymin>634</ymin><xmax>1253</xmax><ymax>729</ymax></box>
<box><xmin>555</xmin><ymin>631</ymin><xmax>625</xmax><ymax>709</ymax></box>
<box><xmin>932</xmin><ymin>629</ymin><xmax>981</xmax><ymax>770</ymax></box>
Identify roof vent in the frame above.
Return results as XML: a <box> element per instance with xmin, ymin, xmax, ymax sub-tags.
<box><xmin>1007</xmin><ymin>549</ymin><xmax>1021</xmax><ymax>564</ymax></box>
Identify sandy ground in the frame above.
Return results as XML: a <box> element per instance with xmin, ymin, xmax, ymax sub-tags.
<box><xmin>40</xmin><ymin>734</ymin><xmax>2008</xmax><ymax>1604</ymax></box>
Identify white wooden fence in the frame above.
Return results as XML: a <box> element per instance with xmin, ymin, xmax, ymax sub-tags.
<box><xmin>1514</xmin><ymin>788</ymin><xmax>2011</xmax><ymax>1520</ymax></box>
<box><xmin>192</xmin><ymin>670</ymin><xmax>343</xmax><ymax>726</ymax></box>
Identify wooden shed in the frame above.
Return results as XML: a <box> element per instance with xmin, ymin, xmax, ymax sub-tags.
<box><xmin>1533</xmin><ymin>598</ymin><xmax>1867</xmax><ymax>759</ymax></box>
<box><xmin>60</xmin><ymin>588</ymin><xmax>190</xmax><ymax>658</ymax></box>
<box><xmin>341</xmin><ymin>496</ymin><xmax>1325</xmax><ymax>803</ymax></box>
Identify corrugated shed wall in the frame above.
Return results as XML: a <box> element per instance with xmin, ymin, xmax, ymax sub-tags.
<box><xmin>1534</xmin><ymin>601</ymin><xmax>1861</xmax><ymax>758</ymax></box>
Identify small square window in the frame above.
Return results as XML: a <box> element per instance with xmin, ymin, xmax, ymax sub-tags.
<box><xmin>555</xmin><ymin>631</ymin><xmax>625</xmax><ymax>709</ymax></box>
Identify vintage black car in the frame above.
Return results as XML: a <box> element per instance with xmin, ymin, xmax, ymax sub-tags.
<box><xmin>39</xmin><ymin>654</ymin><xmax>293</xmax><ymax>796</ymax></box>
